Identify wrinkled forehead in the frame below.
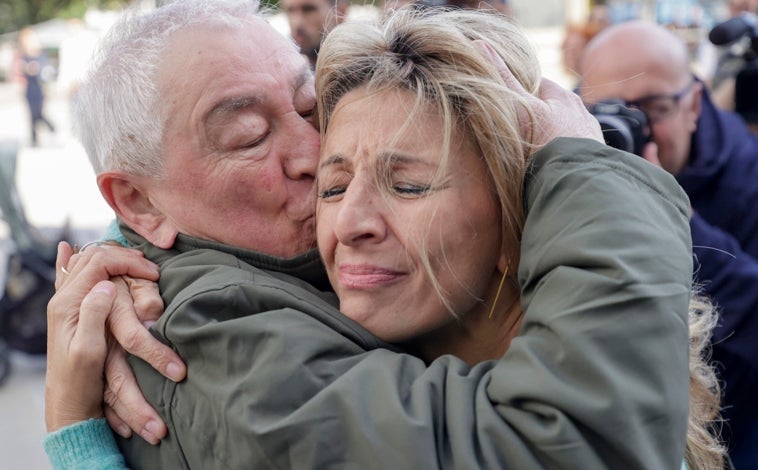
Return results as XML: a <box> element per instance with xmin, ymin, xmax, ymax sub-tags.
<box><xmin>156</xmin><ymin>18</ymin><xmax>311</xmax><ymax>138</ymax></box>
<box><xmin>325</xmin><ymin>87</ymin><xmax>442</xmax><ymax>139</ymax></box>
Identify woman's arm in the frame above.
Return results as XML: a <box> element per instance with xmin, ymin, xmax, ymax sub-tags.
<box><xmin>44</xmin><ymin>419</ymin><xmax>127</xmax><ymax>470</ymax></box>
<box><xmin>45</xmin><ymin>280</ymin><xmax>128</xmax><ymax>470</ymax></box>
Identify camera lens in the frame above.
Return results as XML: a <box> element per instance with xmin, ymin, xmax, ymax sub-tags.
<box><xmin>586</xmin><ymin>99</ymin><xmax>651</xmax><ymax>156</ymax></box>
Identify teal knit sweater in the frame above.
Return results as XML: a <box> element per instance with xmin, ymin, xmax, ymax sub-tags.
<box><xmin>44</xmin><ymin>419</ymin><xmax>127</xmax><ymax>470</ymax></box>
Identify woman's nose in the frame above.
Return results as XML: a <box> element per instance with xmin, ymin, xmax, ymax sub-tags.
<box><xmin>334</xmin><ymin>178</ymin><xmax>387</xmax><ymax>246</ymax></box>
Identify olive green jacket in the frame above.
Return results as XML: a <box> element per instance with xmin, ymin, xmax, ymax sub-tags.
<box><xmin>115</xmin><ymin>138</ymin><xmax>692</xmax><ymax>469</ymax></box>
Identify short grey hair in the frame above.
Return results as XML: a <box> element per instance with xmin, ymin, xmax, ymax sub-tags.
<box><xmin>72</xmin><ymin>0</ymin><xmax>268</xmax><ymax>176</ymax></box>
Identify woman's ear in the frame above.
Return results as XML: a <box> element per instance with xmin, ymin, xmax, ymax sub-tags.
<box><xmin>497</xmin><ymin>251</ymin><xmax>509</xmax><ymax>275</ymax></box>
<box><xmin>96</xmin><ymin>172</ymin><xmax>178</xmax><ymax>249</ymax></box>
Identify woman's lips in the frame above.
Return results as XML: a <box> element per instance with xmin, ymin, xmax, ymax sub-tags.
<box><xmin>337</xmin><ymin>264</ymin><xmax>405</xmax><ymax>289</ymax></box>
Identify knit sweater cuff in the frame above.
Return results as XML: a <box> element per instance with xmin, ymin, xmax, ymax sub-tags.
<box><xmin>43</xmin><ymin>418</ymin><xmax>127</xmax><ymax>470</ymax></box>
<box><xmin>103</xmin><ymin>219</ymin><xmax>130</xmax><ymax>247</ymax></box>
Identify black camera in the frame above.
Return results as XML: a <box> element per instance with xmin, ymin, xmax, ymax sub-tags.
<box><xmin>709</xmin><ymin>12</ymin><xmax>758</xmax><ymax>125</ymax></box>
<box><xmin>586</xmin><ymin>99</ymin><xmax>651</xmax><ymax>156</ymax></box>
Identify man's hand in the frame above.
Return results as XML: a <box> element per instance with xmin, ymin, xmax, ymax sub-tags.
<box><xmin>641</xmin><ymin>141</ymin><xmax>663</xmax><ymax>167</ymax></box>
<box><xmin>473</xmin><ymin>40</ymin><xmax>604</xmax><ymax>152</ymax></box>
<box><xmin>102</xmin><ymin>275</ymin><xmax>175</xmax><ymax>444</ymax></box>
<box><xmin>640</xmin><ymin>141</ymin><xmax>693</xmax><ymax>218</ymax></box>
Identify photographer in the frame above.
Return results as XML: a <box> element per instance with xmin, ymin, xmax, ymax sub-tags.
<box><xmin>578</xmin><ymin>20</ymin><xmax>758</xmax><ymax>469</ymax></box>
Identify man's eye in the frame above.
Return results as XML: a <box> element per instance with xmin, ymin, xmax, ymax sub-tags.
<box><xmin>319</xmin><ymin>186</ymin><xmax>346</xmax><ymax>199</ymax></box>
<box><xmin>240</xmin><ymin>133</ymin><xmax>268</xmax><ymax>149</ymax></box>
<box><xmin>299</xmin><ymin>107</ymin><xmax>318</xmax><ymax>130</ymax></box>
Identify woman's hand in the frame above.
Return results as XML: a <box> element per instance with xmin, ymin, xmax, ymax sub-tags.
<box><xmin>45</xmin><ymin>280</ymin><xmax>117</xmax><ymax>431</ymax></box>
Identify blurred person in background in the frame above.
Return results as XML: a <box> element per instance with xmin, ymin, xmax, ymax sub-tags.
<box><xmin>561</xmin><ymin>4</ymin><xmax>612</xmax><ymax>88</ymax></box>
<box><xmin>709</xmin><ymin>0</ymin><xmax>758</xmax><ymax>113</ymax></box>
<box><xmin>579</xmin><ymin>20</ymin><xmax>758</xmax><ymax>468</ymax></box>
<box><xmin>15</xmin><ymin>28</ymin><xmax>56</xmax><ymax>147</ymax></box>
<box><xmin>56</xmin><ymin>19</ymin><xmax>98</xmax><ymax>100</ymax></box>
<box><xmin>280</xmin><ymin>0</ymin><xmax>349</xmax><ymax>69</ymax></box>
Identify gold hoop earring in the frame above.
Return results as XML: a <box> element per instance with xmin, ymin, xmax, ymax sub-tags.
<box><xmin>488</xmin><ymin>265</ymin><xmax>509</xmax><ymax>319</ymax></box>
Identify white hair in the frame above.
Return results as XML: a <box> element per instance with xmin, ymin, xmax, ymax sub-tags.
<box><xmin>72</xmin><ymin>0</ymin><xmax>268</xmax><ymax>176</ymax></box>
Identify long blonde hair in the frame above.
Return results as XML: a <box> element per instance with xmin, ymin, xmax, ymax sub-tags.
<box><xmin>686</xmin><ymin>293</ymin><xmax>727</xmax><ymax>469</ymax></box>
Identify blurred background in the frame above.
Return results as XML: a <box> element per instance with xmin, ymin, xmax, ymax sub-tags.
<box><xmin>0</xmin><ymin>0</ymin><xmax>741</xmax><ymax>467</ymax></box>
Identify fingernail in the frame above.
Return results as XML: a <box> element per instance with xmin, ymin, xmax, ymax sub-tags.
<box><xmin>146</xmin><ymin>420</ymin><xmax>161</xmax><ymax>435</ymax></box>
<box><xmin>166</xmin><ymin>362</ymin><xmax>184</xmax><ymax>382</ymax></box>
<box><xmin>141</xmin><ymin>420</ymin><xmax>162</xmax><ymax>444</ymax></box>
<box><xmin>116</xmin><ymin>424</ymin><xmax>131</xmax><ymax>438</ymax></box>
<box><xmin>140</xmin><ymin>431</ymin><xmax>157</xmax><ymax>445</ymax></box>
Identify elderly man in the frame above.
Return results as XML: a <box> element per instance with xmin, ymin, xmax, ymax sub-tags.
<box><xmin>44</xmin><ymin>1</ymin><xmax>695</xmax><ymax>468</ymax></box>
<box><xmin>579</xmin><ymin>21</ymin><xmax>758</xmax><ymax>468</ymax></box>
<box><xmin>280</xmin><ymin>0</ymin><xmax>349</xmax><ymax>69</ymax></box>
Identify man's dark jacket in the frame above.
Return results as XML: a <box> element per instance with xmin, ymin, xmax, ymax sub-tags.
<box><xmin>677</xmin><ymin>88</ymin><xmax>758</xmax><ymax>468</ymax></box>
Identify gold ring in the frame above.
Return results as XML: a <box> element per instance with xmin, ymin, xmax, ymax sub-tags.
<box><xmin>60</xmin><ymin>266</ymin><xmax>71</xmax><ymax>275</ymax></box>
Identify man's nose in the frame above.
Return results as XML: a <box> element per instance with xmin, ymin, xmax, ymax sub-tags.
<box><xmin>283</xmin><ymin>117</ymin><xmax>320</xmax><ymax>181</ymax></box>
<box><xmin>288</xmin><ymin>12</ymin><xmax>305</xmax><ymax>31</ymax></box>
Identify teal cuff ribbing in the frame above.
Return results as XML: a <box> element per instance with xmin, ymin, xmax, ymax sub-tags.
<box><xmin>43</xmin><ymin>418</ymin><xmax>128</xmax><ymax>470</ymax></box>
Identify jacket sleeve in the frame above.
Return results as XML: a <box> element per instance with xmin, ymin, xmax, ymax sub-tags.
<box><xmin>123</xmin><ymin>138</ymin><xmax>692</xmax><ymax>470</ymax></box>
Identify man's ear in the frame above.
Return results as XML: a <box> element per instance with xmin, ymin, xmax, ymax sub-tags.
<box><xmin>688</xmin><ymin>80</ymin><xmax>704</xmax><ymax>130</ymax></box>
<box><xmin>97</xmin><ymin>172</ymin><xmax>178</xmax><ymax>249</ymax></box>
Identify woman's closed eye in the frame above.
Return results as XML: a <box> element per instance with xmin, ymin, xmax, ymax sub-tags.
<box><xmin>318</xmin><ymin>178</ymin><xmax>434</xmax><ymax>200</ymax></box>
<box><xmin>393</xmin><ymin>183</ymin><xmax>432</xmax><ymax>197</ymax></box>
<box><xmin>318</xmin><ymin>185</ymin><xmax>347</xmax><ymax>200</ymax></box>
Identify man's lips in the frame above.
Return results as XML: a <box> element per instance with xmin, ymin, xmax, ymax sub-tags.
<box><xmin>338</xmin><ymin>264</ymin><xmax>405</xmax><ymax>289</ymax></box>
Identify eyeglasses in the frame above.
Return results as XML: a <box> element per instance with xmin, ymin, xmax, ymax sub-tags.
<box><xmin>622</xmin><ymin>81</ymin><xmax>695</xmax><ymax>124</ymax></box>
